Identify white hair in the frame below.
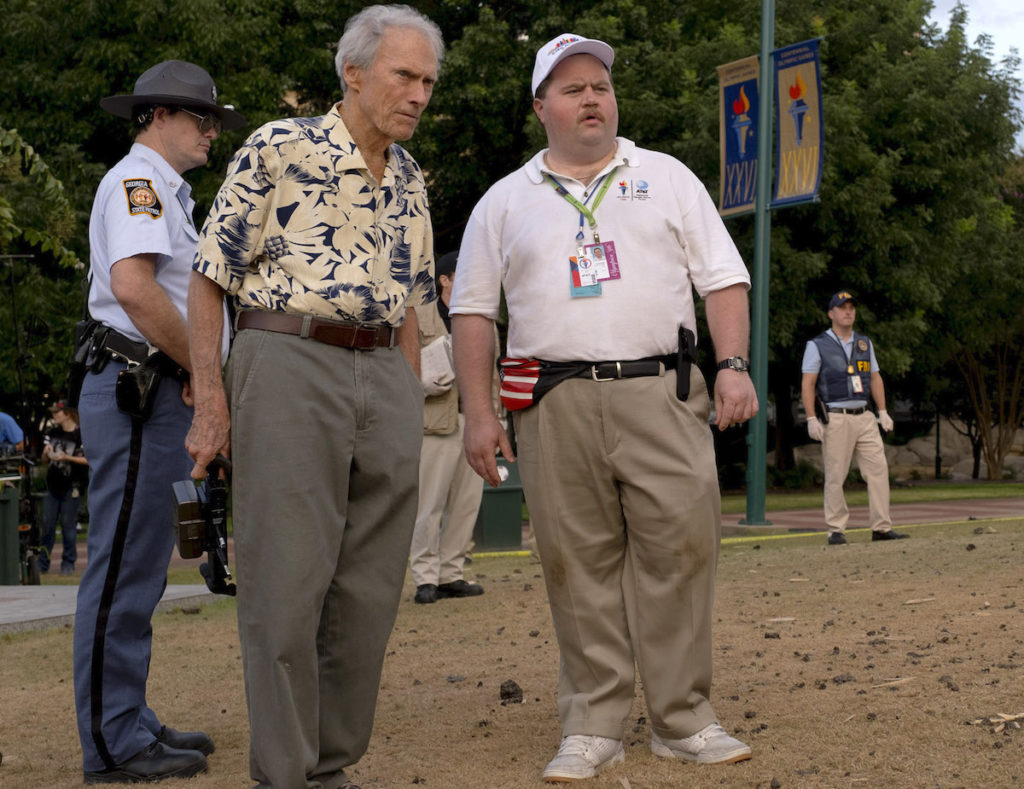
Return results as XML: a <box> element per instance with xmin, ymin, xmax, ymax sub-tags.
<box><xmin>335</xmin><ymin>4</ymin><xmax>444</xmax><ymax>94</ymax></box>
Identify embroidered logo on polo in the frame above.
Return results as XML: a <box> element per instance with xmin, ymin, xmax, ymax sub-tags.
<box><xmin>615</xmin><ymin>179</ymin><xmax>653</xmax><ymax>201</ymax></box>
<box><xmin>122</xmin><ymin>178</ymin><xmax>163</xmax><ymax>218</ymax></box>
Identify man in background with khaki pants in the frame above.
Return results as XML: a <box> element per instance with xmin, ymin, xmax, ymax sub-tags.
<box><xmin>802</xmin><ymin>290</ymin><xmax>909</xmax><ymax>545</ymax></box>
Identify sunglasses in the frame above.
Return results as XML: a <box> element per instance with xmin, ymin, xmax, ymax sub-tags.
<box><xmin>174</xmin><ymin>106</ymin><xmax>223</xmax><ymax>135</ymax></box>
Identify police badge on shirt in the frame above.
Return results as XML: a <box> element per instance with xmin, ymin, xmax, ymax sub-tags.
<box><xmin>122</xmin><ymin>178</ymin><xmax>163</xmax><ymax>219</ymax></box>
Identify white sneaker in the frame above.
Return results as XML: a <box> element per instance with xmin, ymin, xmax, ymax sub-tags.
<box><xmin>651</xmin><ymin>723</ymin><xmax>751</xmax><ymax>764</ymax></box>
<box><xmin>542</xmin><ymin>734</ymin><xmax>625</xmax><ymax>782</ymax></box>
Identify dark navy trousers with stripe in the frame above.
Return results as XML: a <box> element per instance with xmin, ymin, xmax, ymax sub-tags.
<box><xmin>73</xmin><ymin>362</ymin><xmax>193</xmax><ymax>771</ymax></box>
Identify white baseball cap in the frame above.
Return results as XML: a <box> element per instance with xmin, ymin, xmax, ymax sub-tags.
<box><xmin>532</xmin><ymin>33</ymin><xmax>615</xmax><ymax>97</ymax></box>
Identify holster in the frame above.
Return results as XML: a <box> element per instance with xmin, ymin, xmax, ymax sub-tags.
<box><xmin>676</xmin><ymin>326</ymin><xmax>696</xmax><ymax>402</ymax></box>
<box><xmin>66</xmin><ymin>318</ymin><xmax>101</xmax><ymax>409</ymax></box>
<box><xmin>814</xmin><ymin>394</ymin><xmax>829</xmax><ymax>424</ymax></box>
<box><xmin>115</xmin><ymin>355</ymin><xmax>163</xmax><ymax>422</ymax></box>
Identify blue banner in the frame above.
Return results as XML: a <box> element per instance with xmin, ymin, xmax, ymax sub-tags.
<box><xmin>717</xmin><ymin>56</ymin><xmax>760</xmax><ymax>217</ymax></box>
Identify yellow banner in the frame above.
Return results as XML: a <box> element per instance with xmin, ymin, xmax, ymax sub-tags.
<box><xmin>773</xmin><ymin>39</ymin><xmax>823</xmax><ymax>206</ymax></box>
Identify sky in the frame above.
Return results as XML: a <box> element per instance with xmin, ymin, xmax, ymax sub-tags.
<box><xmin>927</xmin><ymin>1</ymin><xmax>1023</xmax><ymax>147</ymax></box>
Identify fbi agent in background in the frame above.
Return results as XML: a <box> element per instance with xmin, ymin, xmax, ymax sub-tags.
<box><xmin>801</xmin><ymin>290</ymin><xmax>908</xmax><ymax>545</ymax></box>
<box><xmin>73</xmin><ymin>60</ymin><xmax>243</xmax><ymax>783</ymax></box>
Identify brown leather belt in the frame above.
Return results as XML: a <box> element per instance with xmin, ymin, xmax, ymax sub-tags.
<box><xmin>236</xmin><ymin>311</ymin><xmax>395</xmax><ymax>350</ymax></box>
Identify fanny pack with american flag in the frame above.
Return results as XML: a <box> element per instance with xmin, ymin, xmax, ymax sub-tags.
<box><xmin>498</xmin><ymin>354</ymin><xmax>678</xmax><ymax>412</ymax></box>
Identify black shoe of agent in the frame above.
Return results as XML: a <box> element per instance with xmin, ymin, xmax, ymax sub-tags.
<box><xmin>83</xmin><ymin>741</ymin><xmax>207</xmax><ymax>784</ymax></box>
<box><xmin>157</xmin><ymin>725</ymin><xmax>215</xmax><ymax>755</ymax></box>
<box><xmin>827</xmin><ymin>532</ymin><xmax>847</xmax><ymax>545</ymax></box>
<box><xmin>414</xmin><ymin>584</ymin><xmax>438</xmax><ymax>604</ymax></box>
<box><xmin>872</xmin><ymin>529</ymin><xmax>909</xmax><ymax>541</ymax></box>
<box><xmin>437</xmin><ymin>579</ymin><xmax>484</xmax><ymax>598</ymax></box>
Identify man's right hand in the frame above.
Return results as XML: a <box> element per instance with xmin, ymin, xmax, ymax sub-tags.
<box><xmin>186</xmin><ymin>393</ymin><xmax>231</xmax><ymax>479</ymax></box>
<box><xmin>463</xmin><ymin>413</ymin><xmax>515</xmax><ymax>487</ymax></box>
<box><xmin>807</xmin><ymin>416</ymin><xmax>824</xmax><ymax>442</ymax></box>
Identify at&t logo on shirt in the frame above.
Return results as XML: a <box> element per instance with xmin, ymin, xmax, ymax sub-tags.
<box><xmin>615</xmin><ymin>179</ymin><xmax>653</xmax><ymax>201</ymax></box>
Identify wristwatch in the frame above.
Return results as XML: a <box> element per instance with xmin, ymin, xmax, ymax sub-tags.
<box><xmin>716</xmin><ymin>356</ymin><xmax>750</xmax><ymax>372</ymax></box>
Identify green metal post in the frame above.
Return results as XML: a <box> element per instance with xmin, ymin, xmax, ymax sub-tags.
<box><xmin>741</xmin><ymin>0</ymin><xmax>774</xmax><ymax>525</ymax></box>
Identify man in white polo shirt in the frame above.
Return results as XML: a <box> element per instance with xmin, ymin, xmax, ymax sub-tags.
<box><xmin>451</xmin><ymin>33</ymin><xmax>758</xmax><ymax>783</ymax></box>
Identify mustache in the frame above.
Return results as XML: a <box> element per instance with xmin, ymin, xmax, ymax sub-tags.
<box><xmin>578</xmin><ymin>109</ymin><xmax>605</xmax><ymax>123</ymax></box>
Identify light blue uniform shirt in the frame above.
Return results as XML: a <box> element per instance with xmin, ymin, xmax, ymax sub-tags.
<box><xmin>88</xmin><ymin>142</ymin><xmax>228</xmax><ymax>359</ymax></box>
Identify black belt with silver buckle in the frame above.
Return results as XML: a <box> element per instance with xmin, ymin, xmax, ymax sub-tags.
<box><xmin>98</xmin><ymin>329</ymin><xmax>150</xmax><ymax>366</ymax></box>
<box><xmin>572</xmin><ymin>354</ymin><xmax>676</xmax><ymax>382</ymax></box>
<box><xmin>236</xmin><ymin>311</ymin><xmax>395</xmax><ymax>350</ymax></box>
<box><xmin>92</xmin><ymin>326</ymin><xmax>187</xmax><ymax>382</ymax></box>
<box><xmin>827</xmin><ymin>406</ymin><xmax>867</xmax><ymax>415</ymax></box>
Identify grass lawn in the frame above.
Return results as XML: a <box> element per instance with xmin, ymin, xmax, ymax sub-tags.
<box><xmin>720</xmin><ymin>480</ymin><xmax>1024</xmax><ymax>514</ymax></box>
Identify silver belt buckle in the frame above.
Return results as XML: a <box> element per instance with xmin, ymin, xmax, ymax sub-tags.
<box><xmin>591</xmin><ymin>361</ymin><xmax>621</xmax><ymax>382</ymax></box>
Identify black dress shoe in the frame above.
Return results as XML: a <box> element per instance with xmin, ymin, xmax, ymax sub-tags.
<box><xmin>437</xmin><ymin>579</ymin><xmax>484</xmax><ymax>598</ymax></box>
<box><xmin>414</xmin><ymin>584</ymin><xmax>438</xmax><ymax>604</ymax></box>
<box><xmin>83</xmin><ymin>741</ymin><xmax>207</xmax><ymax>783</ymax></box>
<box><xmin>157</xmin><ymin>724</ymin><xmax>215</xmax><ymax>755</ymax></box>
<box><xmin>872</xmin><ymin>529</ymin><xmax>909</xmax><ymax>541</ymax></box>
<box><xmin>827</xmin><ymin>532</ymin><xmax>847</xmax><ymax>545</ymax></box>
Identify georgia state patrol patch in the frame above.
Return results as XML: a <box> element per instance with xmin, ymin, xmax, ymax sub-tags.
<box><xmin>122</xmin><ymin>178</ymin><xmax>163</xmax><ymax>218</ymax></box>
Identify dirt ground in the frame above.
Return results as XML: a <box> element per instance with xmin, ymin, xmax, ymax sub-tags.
<box><xmin>2</xmin><ymin>518</ymin><xmax>1024</xmax><ymax>788</ymax></box>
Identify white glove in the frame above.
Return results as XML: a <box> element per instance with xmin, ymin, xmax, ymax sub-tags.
<box><xmin>807</xmin><ymin>416</ymin><xmax>824</xmax><ymax>442</ymax></box>
<box><xmin>878</xmin><ymin>410</ymin><xmax>894</xmax><ymax>432</ymax></box>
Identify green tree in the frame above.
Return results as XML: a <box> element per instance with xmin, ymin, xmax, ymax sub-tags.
<box><xmin>0</xmin><ymin>128</ymin><xmax>84</xmax><ymax>432</ymax></box>
<box><xmin>1</xmin><ymin>0</ymin><xmax>1021</xmax><ymax>477</ymax></box>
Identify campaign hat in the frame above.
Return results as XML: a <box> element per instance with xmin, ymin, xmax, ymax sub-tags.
<box><xmin>100</xmin><ymin>60</ymin><xmax>246</xmax><ymax>131</ymax></box>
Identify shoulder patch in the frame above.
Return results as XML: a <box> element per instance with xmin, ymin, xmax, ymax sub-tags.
<box><xmin>122</xmin><ymin>178</ymin><xmax>163</xmax><ymax>219</ymax></box>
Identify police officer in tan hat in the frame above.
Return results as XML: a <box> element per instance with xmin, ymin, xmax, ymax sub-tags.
<box><xmin>73</xmin><ymin>60</ymin><xmax>244</xmax><ymax>783</ymax></box>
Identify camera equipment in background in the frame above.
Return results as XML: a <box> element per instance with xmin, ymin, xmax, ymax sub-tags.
<box><xmin>172</xmin><ymin>455</ymin><xmax>236</xmax><ymax>596</ymax></box>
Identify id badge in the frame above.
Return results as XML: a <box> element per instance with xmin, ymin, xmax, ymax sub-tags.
<box><xmin>576</xmin><ymin>253</ymin><xmax>598</xmax><ymax>286</ymax></box>
<box><xmin>582</xmin><ymin>240</ymin><xmax>621</xmax><ymax>281</ymax></box>
<box><xmin>850</xmin><ymin>374</ymin><xmax>863</xmax><ymax>394</ymax></box>
<box><xmin>569</xmin><ymin>257</ymin><xmax>602</xmax><ymax>298</ymax></box>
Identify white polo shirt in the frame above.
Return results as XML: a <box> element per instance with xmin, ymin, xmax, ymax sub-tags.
<box><xmin>88</xmin><ymin>142</ymin><xmax>229</xmax><ymax>357</ymax></box>
<box><xmin>450</xmin><ymin>138</ymin><xmax>750</xmax><ymax>361</ymax></box>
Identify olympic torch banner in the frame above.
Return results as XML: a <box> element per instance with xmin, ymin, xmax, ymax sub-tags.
<box><xmin>717</xmin><ymin>56</ymin><xmax>760</xmax><ymax>217</ymax></box>
<box><xmin>772</xmin><ymin>39</ymin><xmax>824</xmax><ymax>207</ymax></box>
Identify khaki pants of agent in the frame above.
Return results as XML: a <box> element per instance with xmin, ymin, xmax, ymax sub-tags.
<box><xmin>410</xmin><ymin>415</ymin><xmax>484</xmax><ymax>587</ymax></box>
<box><xmin>514</xmin><ymin>368</ymin><xmax>720</xmax><ymax>741</ymax></box>
<box><xmin>227</xmin><ymin>329</ymin><xmax>423</xmax><ymax>789</ymax></box>
<box><xmin>822</xmin><ymin>410</ymin><xmax>892</xmax><ymax>533</ymax></box>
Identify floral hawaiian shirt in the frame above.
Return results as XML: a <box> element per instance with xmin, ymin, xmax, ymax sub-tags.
<box><xmin>194</xmin><ymin>103</ymin><xmax>435</xmax><ymax>325</ymax></box>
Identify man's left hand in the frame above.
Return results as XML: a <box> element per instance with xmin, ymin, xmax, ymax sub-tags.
<box><xmin>714</xmin><ymin>369</ymin><xmax>758</xmax><ymax>431</ymax></box>
<box><xmin>878</xmin><ymin>410</ymin><xmax>894</xmax><ymax>432</ymax></box>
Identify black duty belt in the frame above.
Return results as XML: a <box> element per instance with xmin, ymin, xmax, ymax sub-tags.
<box><xmin>827</xmin><ymin>406</ymin><xmax>867</xmax><ymax>415</ymax></box>
<box><xmin>237</xmin><ymin>311</ymin><xmax>395</xmax><ymax>350</ymax></box>
<box><xmin>90</xmin><ymin>326</ymin><xmax>187</xmax><ymax>383</ymax></box>
<box><xmin>98</xmin><ymin>329</ymin><xmax>150</xmax><ymax>366</ymax></box>
<box><xmin>570</xmin><ymin>354</ymin><xmax>676</xmax><ymax>382</ymax></box>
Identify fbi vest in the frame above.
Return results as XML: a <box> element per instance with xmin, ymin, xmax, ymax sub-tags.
<box><xmin>813</xmin><ymin>331</ymin><xmax>871</xmax><ymax>403</ymax></box>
